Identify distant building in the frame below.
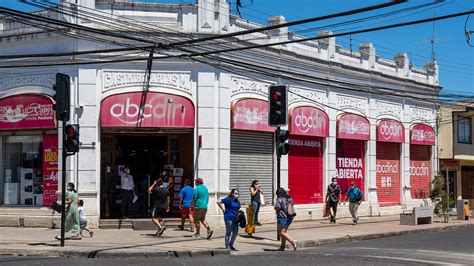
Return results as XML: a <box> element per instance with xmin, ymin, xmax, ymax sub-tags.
<box><xmin>0</xmin><ymin>0</ymin><xmax>440</xmax><ymax>227</ymax></box>
<box><xmin>439</xmin><ymin>102</ymin><xmax>474</xmax><ymax>207</ymax></box>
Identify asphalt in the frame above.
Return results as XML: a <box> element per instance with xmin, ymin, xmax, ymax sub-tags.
<box><xmin>0</xmin><ymin>215</ymin><xmax>472</xmax><ymax>259</ymax></box>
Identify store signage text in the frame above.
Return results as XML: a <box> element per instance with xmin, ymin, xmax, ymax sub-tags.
<box><xmin>410</xmin><ymin>162</ymin><xmax>430</xmax><ymax>177</ymax></box>
<box><xmin>336</xmin><ymin>157</ymin><xmax>364</xmax><ymax>179</ymax></box>
<box><xmin>0</xmin><ymin>94</ymin><xmax>55</xmax><ymax>130</ymax></box>
<box><xmin>290</xmin><ymin>106</ymin><xmax>329</xmax><ymax>137</ymax></box>
<box><xmin>411</xmin><ymin>124</ymin><xmax>435</xmax><ymax>145</ymax></box>
<box><xmin>376</xmin><ymin>160</ymin><xmax>399</xmax><ymax>189</ymax></box>
<box><xmin>289</xmin><ymin>138</ymin><xmax>321</xmax><ymax>148</ymax></box>
<box><xmin>337</xmin><ymin>114</ymin><xmax>370</xmax><ymax>140</ymax></box>
<box><xmin>377</xmin><ymin>120</ymin><xmax>404</xmax><ymax>143</ymax></box>
<box><xmin>232</xmin><ymin>98</ymin><xmax>273</xmax><ymax>132</ymax></box>
<box><xmin>101</xmin><ymin>92</ymin><xmax>195</xmax><ymax>128</ymax></box>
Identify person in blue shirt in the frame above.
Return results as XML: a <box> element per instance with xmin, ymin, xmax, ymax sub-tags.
<box><xmin>345</xmin><ymin>181</ymin><xmax>363</xmax><ymax>225</ymax></box>
<box><xmin>179</xmin><ymin>179</ymin><xmax>195</xmax><ymax>232</ymax></box>
<box><xmin>217</xmin><ymin>189</ymin><xmax>241</xmax><ymax>251</ymax></box>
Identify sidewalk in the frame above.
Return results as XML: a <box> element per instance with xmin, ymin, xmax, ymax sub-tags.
<box><xmin>0</xmin><ymin>215</ymin><xmax>472</xmax><ymax>259</ymax></box>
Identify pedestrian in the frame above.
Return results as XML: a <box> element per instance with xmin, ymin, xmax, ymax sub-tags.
<box><xmin>249</xmin><ymin>180</ymin><xmax>263</xmax><ymax>226</ymax></box>
<box><xmin>148</xmin><ymin>179</ymin><xmax>170</xmax><ymax>236</ymax></box>
<box><xmin>192</xmin><ymin>178</ymin><xmax>214</xmax><ymax>239</ymax></box>
<box><xmin>78</xmin><ymin>200</ymin><xmax>94</xmax><ymax>237</ymax></box>
<box><xmin>275</xmin><ymin>188</ymin><xmax>298</xmax><ymax>251</ymax></box>
<box><xmin>325</xmin><ymin>177</ymin><xmax>342</xmax><ymax>224</ymax></box>
<box><xmin>179</xmin><ymin>179</ymin><xmax>195</xmax><ymax>232</ymax></box>
<box><xmin>55</xmin><ymin>182</ymin><xmax>81</xmax><ymax>240</ymax></box>
<box><xmin>120</xmin><ymin>165</ymin><xmax>135</xmax><ymax>219</ymax></box>
<box><xmin>217</xmin><ymin>189</ymin><xmax>241</xmax><ymax>251</ymax></box>
<box><xmin>345</xmin><ymin>181</ymin><xmax>363</xmax><ymax>225</ymax></box>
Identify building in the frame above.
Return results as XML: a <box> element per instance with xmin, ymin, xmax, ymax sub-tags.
<box><xmin>439</xmin><ymin>102</ymin><xmax>474</xmax><ymax>207</ymax></box>
<box><xmin>0</xmin><ymin>0</ymin><xmax>440</xmax><ymax>227</ymax></box>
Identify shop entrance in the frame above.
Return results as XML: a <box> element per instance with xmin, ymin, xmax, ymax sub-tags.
<box><xmin>100</xmin><ymin>131</ymin><xmax>194</xmax><ymax>219</ymax></box>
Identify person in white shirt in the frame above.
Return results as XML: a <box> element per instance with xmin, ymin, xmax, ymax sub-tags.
<box><xmin>121</xmin><ymin>165</ymin><xmax>135</xmax><ymax>218</ymax></box>
<box><xmin>78</xmin><ymin>200</ymin><xmax>94</xmax><ymax>237</ymax></box>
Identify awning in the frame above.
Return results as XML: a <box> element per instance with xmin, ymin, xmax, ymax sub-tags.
<box><xmin>0</xmin><ymin>94</ymin><xmax>55</xmax><ymax>130</ymax></box>
<box><xmin>377</xmin><ymin>119</ymin><xmax>404</xmax><ymax>143</ymax></box>
<box><xmin>337</xmin><ymin>113</ymin><xmax>370</xmax><ymax>140</ymax></box>
<box><xmin>410</xmin><ymin>123</ymin><xmax>435</xmax><ymax>145</ymax></box>
<box><xmin>289</xmin><ymin>106</ymin><xmax>329</xmax><ymax>137</ymax></box>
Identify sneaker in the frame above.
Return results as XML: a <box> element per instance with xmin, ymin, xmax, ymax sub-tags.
<box><xmin>206</xmin><ymin>229</ymin><xmax>214</xmax><ymax>239</ymax></box>
<box><xmin>89</xmin><ymin>231</ymin><xmax>94</xmax><ymax>238</ymax></box>
<box><xmin>255</xmin><ymin>222</ymin><xmax>262</xmax><ymax>226</ymax></box>
<box><xmin>159</xmin><ymin>226</ymin><xmax>167</xmax><ymax>236</ymax></box>
<box><xmin>178</xmin><ymin>226</ymin><xmax>184</xmax><ymax>231</ymax></box>
<box><xmin>230</xmin><ymin>247</ymin><xmax>238</xmax><ymax>251</ymax></box>
<box><xmin>192</xmin><ymin>233</ymin><xmax>201</xmax><ymax>238</ymax></box>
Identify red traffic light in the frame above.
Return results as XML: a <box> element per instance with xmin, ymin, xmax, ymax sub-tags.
<box><xmin>65</xmin><ymin>125</ymin><xmax>77</xmax><ymax>138</ymax></box>
<box><xmin>272</xmin><ymin>91</ymin><xmax>281</xmax><ymax>101</ymax></box>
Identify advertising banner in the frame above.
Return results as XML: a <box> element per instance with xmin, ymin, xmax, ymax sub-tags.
<box><xmin>410</xmin><ymin>124</ymin><xmax>435</xmax><ymax>145</ymax></box>
<box><xmin>0</xmin><ymin>94</ymin><xmax>55</xmax><ymax>130</ymax></box>
<box><xmin>337</xmin><ymin>113</ymin><xmax>370</xmax><ymax>140</ymax></box>
<box><xmin>376</xmin><ymin>159</ymin><xmax>400</xmax><ymax>205</ymax></box>
<box><xmin>377</xmin><ymin>119</ymin><xmax>404</xmax><ymax>143</ymax></box>
<box><xmin>232</xmin><ymin>98</ymin><xmax>274</xmax><ymax>132</ymax></box>
<box><xmin>290</xmin><ymin>106</ymin><xmax>329</xmax><ymax>137</ymax></box>
<box><xmin>336</xmin><ymin>139</ymin><xmax>365</xmax><ymax>194</ymax></box>
<box><xmin>42</xmin><ymin>134</ymin><xmax>58</xmax><ymax>207</ymax></box>
<box><xmin>410</xmin><ymin>160</ymin><xmax>431</xmax><ymax>199</ymax></box>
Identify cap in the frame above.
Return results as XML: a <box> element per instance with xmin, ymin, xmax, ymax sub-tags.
<box><xmin>195</xmin><ymin>178</ymin><xmax>204</xmax><ymax>184</ymax></box>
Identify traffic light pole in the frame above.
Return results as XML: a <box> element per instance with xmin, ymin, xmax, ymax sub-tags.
<box><xmin>276</xmin><ymin>126</ymin><xmax>281</xmax><ymax>241</ymax></box>
<box><xmin>60</xmin><ymin>118</ymin><xmax>66</xmax><ymax>247</ymax></box>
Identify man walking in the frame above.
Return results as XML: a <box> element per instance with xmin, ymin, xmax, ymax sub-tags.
<box><xmin>325</xmin><ymin>177</ymin><xmax>341</xmax><ymax>224</ymax></box>
<box><xmin>179</xmin><ymin>179</ymin><xmax>195</xmax><ymax>232</ymax></box>
<box><xmin>148</xmin><ymin>179</ymin><xmax>170</xmax><ymax>236</ymax></box>
<box><xmin>192</xmin><ymin>178</ymin><xmax>213</xmax><ymax>239</ymax></box>
<box><xmin>120</xmin><ymin>165</ymin><xmax>135</xmax><ymax>219</ymax></box>
<box><xmin>346</xmin><ymin>181</ymin><xmax>363</xmax><ymax>225</ymax></box>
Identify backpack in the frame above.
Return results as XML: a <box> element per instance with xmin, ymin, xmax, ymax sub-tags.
<box><xmin>238</xmin><ymin>210</ymin><xmax>246</xmax><ymax>228</ymax></box>
<box><xmin>286</xmin><ymin>198</ymin><xmax>297</xmax><ymax>217</ymax></box>
<box><xmin>350</xmin><ymin>188</ymin><xmax>363</xmax><ymax>202</ymax></box>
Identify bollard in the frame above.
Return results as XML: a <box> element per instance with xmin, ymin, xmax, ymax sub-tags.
<box><xmin>245</xmin><ymin>204</ymin><xmax>255</xmax><ymax>236</ymax></box>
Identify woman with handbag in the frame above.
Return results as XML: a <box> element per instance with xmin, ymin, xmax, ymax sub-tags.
<box><xmin>217</xmin><ymin>189</ymin><xmax>241</xmax><ymax>251</ymax></box>
<box><xmin>249</xmin><ymin>180</ymin><xmax>263</xmax><ymax>226</ymax></box>
<box><xmin>55</xmin><ymin>182</ymin><xmax>81</xmax><ymax>240</ymax></box>
<box><xmin>275</xmin><ymin>188</ymin><xmax>298</xmax><ymax>251</ymax></box>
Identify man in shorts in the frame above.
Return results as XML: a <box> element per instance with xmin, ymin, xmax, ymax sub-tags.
<box><xmin>325</xmin><ymin>177</ymin><xmax>342</xmax><ymax>224</ymax></box>
<box><xmin>179</xmin><ymin>179</ymin><xmax>195</xmax><ymax>232</ymax></box>
<box><xmin>192</xmin><ymin>178</ymin><xmax>213</xmax><ymax>239</ymax></box>
<box><xmin>148</xmin><ymin>179</ymin><xmax>170</xmax><ymax>236</ymax></box>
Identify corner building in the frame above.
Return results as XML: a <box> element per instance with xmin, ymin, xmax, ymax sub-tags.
<box><xmin>0</xmin><ymin>0</ymin><xmax>439</xmax><ymax>227</ymax></box>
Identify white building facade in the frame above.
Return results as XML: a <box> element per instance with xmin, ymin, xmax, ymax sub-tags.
<box><xmin>0</xmin><ymin>0</ymin><xmax>440</xmax><ymax>227</ymax></box>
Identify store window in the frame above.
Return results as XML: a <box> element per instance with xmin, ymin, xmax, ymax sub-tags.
<box><xmin>458</xmin><ymin>116</ymin><xmax>472</xmax><ymax>144</ymax></box>
<box><xmin>1</xmin><ymin>134</ymin><xmax>58</xmax><ymax>206</ymax></box>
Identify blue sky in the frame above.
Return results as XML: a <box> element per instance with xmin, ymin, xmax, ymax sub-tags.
<box><xmin>2</xmin><ymin>0</ymin><xmax>473</xmax><ymax>97</ymax></box>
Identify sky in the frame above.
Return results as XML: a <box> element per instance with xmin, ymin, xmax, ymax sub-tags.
<box><xmin>1</xmin><ymin>0</ymin><xmax>473</xmax><ymax>98</ymax></box>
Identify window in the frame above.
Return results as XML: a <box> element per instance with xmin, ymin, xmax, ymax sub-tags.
<box><xmin>458</xmin><ymin>116</ymin><xmax>472</xmax><ymax>144</ymax></box>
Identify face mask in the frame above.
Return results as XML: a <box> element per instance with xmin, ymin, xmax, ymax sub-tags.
<box><xmin>234</xmin><ymin>194</ymin><xmax>239</xmax><ymax>199</ymax></box>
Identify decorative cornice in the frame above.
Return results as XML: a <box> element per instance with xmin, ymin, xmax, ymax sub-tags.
<box><xmin>375</xmin><ymin>100</ymin><xmax>402</xmax><ymax>120</ymax></box>
<box><xmin>103</xmin><ymin>71</ymin><xmax>191</xmax><ymax>94</ymax></box>
<box><xmin>0</xmin><ymin>73</ymin><xmax>55</xmax><ymax>92</ymax></box>
<box><xmin>336</xmin><ymin>94</ymin><xmax>368</xmax><ymax>114</ymax></box>
<box><xmin>230</xmin><ymin>76</ymin><xmax>270</xmax><ymax>98</ymax></box>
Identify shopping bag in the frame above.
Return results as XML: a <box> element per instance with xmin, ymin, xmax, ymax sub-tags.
<box><xmin>323</xmin><ymin>202</ymin><xmax>330</xmax><ymax>217</ymax></box>
<box><xmin>259</xmin><ymin>193</ymin><xmax>266</xmax><ymax>207</ymax></box>
<box><xmin>132</xmin><ymin>195</ymin><xmax>139</xmax><ymax>204</ymax></box>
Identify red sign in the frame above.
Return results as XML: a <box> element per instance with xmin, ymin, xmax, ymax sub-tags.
<box><xmin>290</xmin><ymin>106</ymin><xmax>329</xmax><ymax>137</ymax></box>
<box><xmin>232</xmin><ymin>98</ymin><xmax>273</xmax><ymax>132</ymax></box>
<box><xmin>336</xmin><ymin>139</ymin><xmax>365</xmax><ymax>194</ymax></box>
<box><xmin>337</xmin><ymin>113</ymin><xmax>370</xmax><ymax>140</ymax></box>
<box><xmin>410</xmin><ymin>160</ymin><xmax>431</xmax><ymax>199</ymax></box>
<box><xmin>42</xmin><ymin>134</ymin><xmax>58</xmax><ymax>207</ymax></box>
<box><xmin>100</xmin><ymin>92</ymin><xmax>195</xmax><ymax>128</ymax></box>
<box><xmin>0</xmin><ymin>94</ymin><xmax>55</xmax><ymax>130</ymax></box>
<box><xmin>377</xmin><ymin>119</ymin><xmax>404</xmax><ymax>143</ymax></box>
<box><xmin>376</xmin><ymin>142</ymin><xmax>401</xmax><ymax>206</ymax></box>
<box><xmin>410</xmin><ymin>124</ymin><xmax>435</xmax><ymax>145</ymax></box>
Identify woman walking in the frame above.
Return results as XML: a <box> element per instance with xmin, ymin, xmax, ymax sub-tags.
<box><xmin>275</xmin><ymin>188</ymin><xmax>297</xmax><ymax>251</ymax></box>
<box><xmin>249</xmin><ymin>180</ymin><xmax>262</xmax><ymax>226</ymax></box>
<box><xmin>217</xmin><ymin>189</ymin><xmax>241</xmax><ymax>251</ymax></box>
<box><xmin>56</xmin><ymin>182</ymin><xmax>81</xmax><ymax>240</ymax></box>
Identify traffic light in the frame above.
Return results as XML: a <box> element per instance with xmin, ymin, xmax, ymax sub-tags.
<box><xmin>268</xmin><ymin>85</ymin><xmax>288</xmax><ymax>126</ymax></box>
<box><xmin>277</xmin><ymin>129</ymin><xmax>290</xmax><ymax>156</ymax></box>
<box><xmin>64</xmin><ymin>124</ymin><xmax>80</xmax><ymax>153</ymax></box>
<box><xmin>54</xmin><ymin>73</ymin><xmax>71</xmax><ymax>122</ymax></box>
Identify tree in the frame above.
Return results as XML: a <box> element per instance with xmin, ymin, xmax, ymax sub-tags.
<box><xmin>430</xmin><ymin>175</ymin><xmax>453</xmax><ymax>223</ymax></box>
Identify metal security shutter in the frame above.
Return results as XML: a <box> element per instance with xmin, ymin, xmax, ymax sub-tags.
<box><xmin>230</xmin><ymin>130</ymin><xmax>274</xmax><ymax>205</ymax></box>
<box><xmin>376</xmin><ymin>142</ymin><xmax>401</xmax><ymax>206</ymax></box>
<box><xmin>410</xmin><ymin>145</ymin><xmax>431</xmax><ymax>199</ymax></box>
<box><xmin>288</xmin><ymin>135</ymin><xmax>324</xmax><ymax>204</ymax></box>
<box><xmin>336</xmin><ymin>139</ymin><xmax>365</xmax><ymax>194</ymax></box>
<box><xmin>1</xmin><ymin>140</ymin><xmax>22</xmax><ymax>205</ymax></box>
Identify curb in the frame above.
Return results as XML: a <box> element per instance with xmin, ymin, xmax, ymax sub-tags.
<box><xmin>298</xmin><ymin>223</ymin><xmax>474</xmax><ymax>248</ymax></box>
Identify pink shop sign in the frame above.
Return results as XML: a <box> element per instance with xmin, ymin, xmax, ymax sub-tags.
<box><xmin>0</xmin><ymin>94</ymin><xmax>55</xmax><ymax>130</ymax></box>
<box><xmin>232</xmin><ymin>98</ymin><xmax>273</xmax><ymax>132</ymax></box>
<box><xmin>377</xmin><ymin>119</ymin><xmax>405</xmax><ymax>143</ymax></box>
<box><xmin>100</xmin><ymin>92</ymin><xmax>195</xmax><ymax>128</ymax></box>
<box><xmin>337</xmin><ymin>113</ymin><xmax>370</xmax><ymax>140</ymax></box>
<box><xmin>290</xmin><ymin>106</ymin><xmax>329</xmax><ymax>137</ymax></box>
<box><xmin>410</xmin><ymin>123</ymin><xmax>435</xmax><ymax>145</ymax></box>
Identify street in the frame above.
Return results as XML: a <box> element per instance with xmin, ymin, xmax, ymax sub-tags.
<box><xmin>1</xmin><ymin>228</ymin><xmax>473</xmax><ymax>265</ymax></box>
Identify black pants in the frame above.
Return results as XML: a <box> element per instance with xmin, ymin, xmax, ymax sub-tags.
<box><xmin>122</xmin><ymin>190</ymin><xmax>134</xmax><ymax>217</ymax></box>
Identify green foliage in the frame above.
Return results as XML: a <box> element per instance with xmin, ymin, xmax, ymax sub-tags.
<box><xmin>430</xmin><ymin>176</ymin><xmax>454</xmax><ymax>216</ymax></box>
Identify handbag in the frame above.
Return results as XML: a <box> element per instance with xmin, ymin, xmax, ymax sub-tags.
<box><xmin>51</xmin><ymin>202</ymin><xmax>62</xmax><ymax>213</ymax></box>
<box><xmin>238</xmin><ymin>210</ymin><xmax>246</xmax><ymax>228</ymax></box>
<box><xmin>323</xmin><ymin>202</ymin><xmax>330</xmax><ymax>217</ymax></box>
<box><xmin>286</xmin><ymin>198</ymin><xmax>297</xmax><ymax>217</ymax></box>
<box><xmin>259</xmin><ymin>193</ymin><xmax>266</xmax><ymax>207</ymax></box>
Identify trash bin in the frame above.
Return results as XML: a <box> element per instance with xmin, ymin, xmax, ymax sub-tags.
<box><xmin>457</xmin><ymin>199</ymin><xmax>469</xmax><ymax>220</ymax></box>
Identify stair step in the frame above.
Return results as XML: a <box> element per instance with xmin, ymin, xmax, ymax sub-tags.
<box><xmin>99</xmin><ymin>218</ymin><xmax>182</xmax><ymax>230</ymax></box>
